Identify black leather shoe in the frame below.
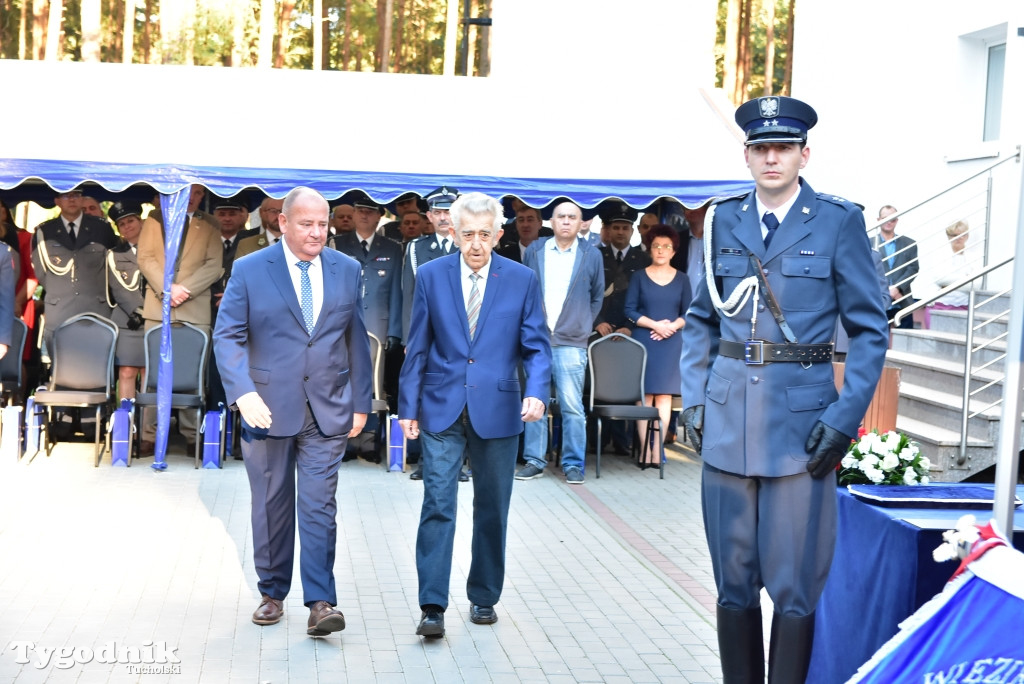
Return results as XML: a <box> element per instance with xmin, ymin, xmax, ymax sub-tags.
<box><xmin>410</xmin><ymin>467</ymin><xmax>423</xmax><ymax>481</ymax></box>
<box><xmin>458</xmin><ymin>469</ymin><xmax>470</xmax><ymax>482</ymax></box>
<box><xmin>469</xmin><ymin>604</ymin><xmax>497</xmax><ymax>625</ymax></box>
<box><xmin>341</xmin><ymin>451</ymin><xmax>358</xmax><ymax>462</ymax></box>
<box><xmin>416</xmin><ymin>607</ymin><xmax>445</xmax><ymax>637</ymax></box>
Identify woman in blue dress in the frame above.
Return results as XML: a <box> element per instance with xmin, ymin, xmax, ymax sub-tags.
<box><xmin>624</xmin><ymin>224</ymin><xmax>691</xmax><ymax>466</ymax></box>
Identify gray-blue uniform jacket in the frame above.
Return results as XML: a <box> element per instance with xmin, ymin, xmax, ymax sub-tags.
<box><xmin>401</xmin><ymin>234</ymin><xmax>456</xmax><ymax>343</ymax></box>
<box><xmin>330</xmin><ymin>232</ymin><xmax>403</xmax><ymax>343</ymax></box>
<box><xmin>679</xmin><ymin>180</ymin><xmax>889</xmax><ymax>478</ymax></box>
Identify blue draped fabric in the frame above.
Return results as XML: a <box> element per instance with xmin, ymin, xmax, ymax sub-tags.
<box><xmin>0</xmin><ymin>157</ymin><xmax>752</xmax><ymax>209</ymax></box>
<box><xmin>151</xmin><ymin>188</ymin><xmax>190</xmax><ymax>471</ymax></box>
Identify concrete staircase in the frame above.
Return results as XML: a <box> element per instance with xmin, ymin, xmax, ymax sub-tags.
<box><xmin>886</xmin><ymin>293</ymin><xmax>1014</xmax><ymax>482</ymax></box>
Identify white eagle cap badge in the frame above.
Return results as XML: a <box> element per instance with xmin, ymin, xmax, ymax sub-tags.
<box><xmin>758</xmin><ymin>97</ymin><xmax>779</xmax><ymax>118</ymax></box>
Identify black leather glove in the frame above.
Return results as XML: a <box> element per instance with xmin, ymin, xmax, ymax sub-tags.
<box><xmin>805</xmin><ymin>420</ymin><xmax>853</xmax><ymax>479</ymax></box>
<box><xmin>385</xmin><ymin>336</ymin><xmax>401</xmax><ymax>353</ymax></box>
<box><xmin>127</xmin><ymin>310</ymin><xmax>144</xmax><ymax>331</ymax></box>
<box><xmin>681</xmin><ymin>405</ymin><xmax>704</xmax><ymax>455</ymax></box>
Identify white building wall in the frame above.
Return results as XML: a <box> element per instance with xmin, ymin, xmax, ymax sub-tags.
<box><xmin>791</xmin><ymin>1</ymin><xmax>1023</xmax><ymax>289</ymax></box>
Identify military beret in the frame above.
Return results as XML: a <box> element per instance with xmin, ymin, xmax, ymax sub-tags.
<box><xmin>735</xmin><ymin>95</ymin><xmax>817</xmax><ymax>146</ymax></box>
<box><xmin>597</xmin><ymin>200</ymin><xmax>639</xmax><ymax>224</ymax></box>
<box><xmin>425</xmin><ymin>186</ymin><xmax>460</xmax><ymax>209</ymax></box>
<box><xmin>107</xmin><ymin>201</ymin><xmax>143</xmax><ymax>223</ymax></box>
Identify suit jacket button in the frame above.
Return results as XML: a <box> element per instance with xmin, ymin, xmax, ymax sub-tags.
<box><xmin>304</xmin><ymin>375</ymin><xmax>309</xmax><ymax>381</ymax></box>
<box><xmin>468</xmin><ymin>359</ymin><xmax>474</xmax><ymax>364</ymax></box>
<box><xmin>750</xmin><ymin>376</ymin><xmax>759</xmax><ymax>384</ymax></box>
<box><xmin>308</xmin><ymin>341</ymin><xmax>313</xmax><ymax>347</ymax></box>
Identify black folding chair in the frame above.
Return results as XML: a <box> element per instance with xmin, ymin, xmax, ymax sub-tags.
<box><xmin>135</xmin><ymin>322</ymin><xmax>210</xmax><ymax>468</ymax></box>
<box><xmin>32</xmin><ymin>313</ymin><xmax>118</xmax><ymax>466</ymax></box>
<box><xmin>367</xmin><ymin>332</ymin><xmax>391</xmax><ymax>467</ymax></box>
<box><xmin>587</xmin><ymin>332</ymin><xmax>665</xmax><ymax>479</ymax></box>
<box><xmin>0</xmin><ymin>318</ymin><xmax>28</xmax><ymax>402</ymax></box>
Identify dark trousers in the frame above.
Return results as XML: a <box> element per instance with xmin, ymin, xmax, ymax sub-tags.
<box><xmin>243</xmin><ymin>402</ymin><xmax>347</xmax><ymax>606</ymax></box>
<box><xmin>701</xmin><ymin>463</ymin><xmax>837</xmax><ymax>616</ymax></box>
<box><xmin>416</xmin><ymin>412</ymin><xmax>518</xmax><ymax>610</ymax></box>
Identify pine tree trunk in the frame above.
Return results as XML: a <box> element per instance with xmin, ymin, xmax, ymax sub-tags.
<box><xmin>723</xmin><ymin>0</ymin><xmax>740</xmax><ymax>104</ymax></box>
<box><xmin>341</xmin><ymin>0</ymin><xmax>351</xmax><ymax>70</ymax></box>
<box><xmin>477</xmin><ymin>0</ymin><xmax>490</xmax><ymax>77</ymax></box>
<box><xmin>763</xmin><ymin>0</ymin><xmax>775</xmax><ymax>95</ymax></box>
<box><xmin>442</xmin><ymin>0</ymin><xmax>457</xmax><ymax>76</ymax></box>
<box><xmin>393</xmin><ymin>0</ymin><xmax>405</xmax><ymax>71</ymax></box>
<box><xmin>19</xmin><ymin>0</ymin><xmax>28</xmax><ymax>59</ymax></box>
<box><xmin>81</xmin><ymin>0</ymin><xmax>101</xmax><ymax>62</ymax></box>
<box><xmin>274</xmin><ymin>0</ymin><xmax>295</xmax><ymax>68</ymax></box>
<box><xmin>734</xmin><ymin>0</ymin><xmax>751</xmax><ymax>104</ymax></box>
<box><xmin>782</xmin><ymin>0</ymin><xmax>795</xmax><ymax>96</ymax></box>
<box><xmin>378</xmin><ymin>0</ymin><xmax>393</xmax><ymax>72</ymax></box>
<box><xmin>141</xmin><ymin>0</ymin><xmax>151</xmax><ymax>63</ymax></box>
<box><xmin>122</xmin><ymin>0</ymin><xmax>134</xmax><ymax>62</ymax></box>
<box><xmin>320</xmin><ymin>0</ymin><xmax>329</xmax><ymax>70</ymax></box>
<box><xmin>45</xmin><ymin>0</ymin><xmax>62</xmax><ymax>61</ymax></box>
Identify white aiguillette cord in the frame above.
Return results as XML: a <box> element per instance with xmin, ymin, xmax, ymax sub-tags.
<box><xmin>702</xmin><ymin>203</ymin><xmax>761</xmax><ymax>334</ymax></box>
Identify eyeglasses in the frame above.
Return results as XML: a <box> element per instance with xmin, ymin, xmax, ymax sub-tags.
<box><xmin>651</xmin><ymin>244</ymin><xmax>674</xmax><ymax>251</ymax></box>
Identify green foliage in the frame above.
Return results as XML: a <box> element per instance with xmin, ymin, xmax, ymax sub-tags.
<box><xmin>716</xmin><ymin>0</ymin><xmax>793</xmax><ymax>97</ymax></box>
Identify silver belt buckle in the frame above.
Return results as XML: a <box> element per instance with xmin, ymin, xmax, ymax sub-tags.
<box><xmin>744</xmin><ymin>339</ymin><xmax>764</xmax><ymax>365</ymax></box>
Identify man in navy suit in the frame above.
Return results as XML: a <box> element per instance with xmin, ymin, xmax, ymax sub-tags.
<box><xmin>399</xmin><ymin>192</ymin><xmax>551</xmax><ymax>638</ymax></box>
<box><xmin>872</xmin><ymin>204</ymin><xmax>919</xmax><ymax>329</ymax></box>
<box><xmin>680</xmin><ymin>96</ymin><xmax>888</xmax><ymax>683</ymax></box>
<box><xmin>214</xmin><ymin>186</ymin><xmax>372</xmax><ymax>638</ymax></box>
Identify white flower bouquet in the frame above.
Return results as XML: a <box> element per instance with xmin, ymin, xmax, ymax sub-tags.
<box><xmin>838</xmin><ymin>430</ymin><xmax>931</xmax><ymax>486</ymax></box>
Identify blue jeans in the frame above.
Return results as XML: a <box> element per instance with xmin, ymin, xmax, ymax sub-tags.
<box><xmin>416</xmin><ymin>412</ymin><xmax>518</xmax><ymax>610</ymax></box>
<box><xmin>523</xmin><ymin>345</ymin><xmax>587</xmax><ymax>473</ymax></box>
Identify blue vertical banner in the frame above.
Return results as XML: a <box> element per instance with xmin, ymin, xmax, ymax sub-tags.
<box><xmin>152</xmin><ymin>187</ymin><xmax>190</xmax><ymax>471</ymax></box>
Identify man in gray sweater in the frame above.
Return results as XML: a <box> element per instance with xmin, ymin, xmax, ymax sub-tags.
<box><xmin>515</xmin><ymin>199</ymin><xmax>604</xmax><ymax>484</ymax></box>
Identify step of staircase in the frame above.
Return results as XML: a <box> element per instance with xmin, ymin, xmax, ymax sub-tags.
<box><xmin>929</xmin><ymin>307</ymin><xmax>1009</xmax><ymax>338</ymax></box>
<box><xmin>891</xmin><ymin>328</ymin><xmax>1006</xmax><ymax>367</ymax></box>
<box><xmin>885</xmin><ymin>348</ymin><xmax>1006</xmax><ymax>404</ymax></box>
<box><xmin>896</xmin><ymin>381</ymin><xmax>1002</xmax><ymax>441</ymax></box>
<box><xmin>894</xmin><ymin>415</ymin><xmax>995</xmax><ymax>482</ymax></box>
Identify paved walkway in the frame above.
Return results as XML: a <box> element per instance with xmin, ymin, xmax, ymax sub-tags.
<box><xmin>0</xmin><ymin>438</ymin><xmax>731</xmax><ymax>683</ymax></box>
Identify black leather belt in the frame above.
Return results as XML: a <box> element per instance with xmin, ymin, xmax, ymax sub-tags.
<box><xmin>719</xmin><ymin>339</ymin><xmax>834</xmax><ymax>365</ymax></box>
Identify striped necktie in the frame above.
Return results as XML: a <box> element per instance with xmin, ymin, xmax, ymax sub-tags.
<box><xmin>296</xmin><ymin>261</ymin><xmax>314</xmax><ymax>334</ymax></box>
<box><xmin>466</xmin><ymin>272</ymin><xmax>481</xmax><ymax>339</ymax></box>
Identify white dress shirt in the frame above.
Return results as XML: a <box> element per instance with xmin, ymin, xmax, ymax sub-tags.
<box><xmin>280</xmin><ymin>239</ymin><xmax>324</xmax><ymax>327</ymax></box>
<box><xmin>460</xmin><ymin>256</ymin><xmax>492</xmax><ymax>309</ymax></box>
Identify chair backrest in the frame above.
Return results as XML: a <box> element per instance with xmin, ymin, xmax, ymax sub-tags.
<box><xmin>0</xmin><ymin>318</ymin><xmax>28</xmax><ymax>386</ymax></box>
<box><xmin>587</xmin><ymin>332</ymin><xmax>647</xmax><ymax>408</ymax></box>
<box><xmin>142</xmin><ymin>323</ymin><xmax>210</xmax><ymax>396</ymax></box>
<box><xmin>367</xmin><ymin>332</ymin><xmax>385</xmax><ymax>401</ymax></box>
<box><xmin>50</xmin><ymin>313</ymin><xmax>118</xmax><ymax>392</ymax></box>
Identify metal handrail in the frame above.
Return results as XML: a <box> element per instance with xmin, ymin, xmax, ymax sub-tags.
<box><xmin>892</xmin><ymin>255</ymin><xmax>1012</xmax><ymax>325</ymax></box>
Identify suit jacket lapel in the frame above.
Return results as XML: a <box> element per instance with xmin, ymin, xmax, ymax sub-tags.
<box><xmin>445</xmin><ymin>256</ymin><xmax>472</xmax><ymax>342</ymax></box>
<box><xmin>730</xmin><ymin>191</ymin><xmax>765</xmax><ymax>258</ymax></box>
<box><xmin>763</xmin><ymin>182</ymin><xmax>815</xmax><ymax>262</ymax></box>
<box><xmin>267</xmin><ymin>246</ymin><xmax>308</xmax><ymax>332</ymax></box>
<box><xmin>312</xmin><ymin>252</ymin><xmax>338</xmax><ymax>337</ymax></box>
<box><xmin>473</xmin><ymin>257</ymin><xmax>502</xmax><ymax>345</ymax></box>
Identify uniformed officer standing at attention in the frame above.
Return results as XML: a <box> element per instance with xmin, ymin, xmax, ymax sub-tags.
<box><xmin>32</xmin><ymin>189</ymin><xmax>118</xmax><ymax>351</ymax></box>
<box><xmin>679</xmin><ymin>96</ymin><xmax>888</xmax><ymax>684</ymax></box>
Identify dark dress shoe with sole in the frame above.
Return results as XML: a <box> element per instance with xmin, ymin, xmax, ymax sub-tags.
<box><xmin>458</xmin><ymin>469</ymin><xmax>470</xmax><ymax>482</ymax></box>
<box><xmin>416</xmin><ymin>608</ymin><xmax>445</xmax><ymax>637</ymax></box>
<box><xmin>410</xmin><ymin>467</ymin><xmax>423</xmax><ymax>481</ymax></box>
<box><xmin>252</xmin><ymin>595</ymin><xmax>283</xmax><ymax>625</ymax></box>
<box><xmin>307</xmin><ymin>600</ymin><xmax>346</xmax><ymax>636</ymax></box>
<box><xmin>469</xmin><ymin>604</ymin><xmax>497</xmax><ymax>624</ymax></box>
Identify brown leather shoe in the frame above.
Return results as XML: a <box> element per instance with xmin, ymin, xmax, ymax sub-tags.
<box><xmin>252</xmin><ymin>595</ymin><xmax>283</xmax><ymax>625</ymax></box>
<box><xmin>139</xmin><ymin>440</ymin><xmax>155</xmax><ymax>456</ymax></box>
<box><xmin>307</xmin><ymin>600</ymin><xmax>345</xmax><ymax>636</ymax></box>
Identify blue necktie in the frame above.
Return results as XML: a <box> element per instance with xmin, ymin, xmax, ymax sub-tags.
<box><xmin>296</xmin><ymin>261</ymin><xmax>314</xmax><ymax>334</ymax></box>
<box><xmin>763</xmin><ymin>212</ymin><xmax>780</xmax><ymax>248</ymax></box>
<box><xmin>884</xmin><ymin>241</ymin><xmax>896</xmax><ymax>269</ymax></box>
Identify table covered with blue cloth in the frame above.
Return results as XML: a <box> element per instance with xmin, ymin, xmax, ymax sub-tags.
<box><xmin>807</xmin><ymin>484</ymin><xmax>1024</xmax><ymax>684</ymax></box>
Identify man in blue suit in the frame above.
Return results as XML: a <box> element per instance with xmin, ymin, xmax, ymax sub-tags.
<box><xmin>214</xmin><ymin>186</ymin><xmax>372</xmax><ymax>638</ymax></box>
<box><xmin>679</xmin><ymin>96</ymin><xmax>888</xmax><ymax>683</ymax></box>
<box><xmin>399</xmin><ymin>192</ymin><xmax>551</xmax><ymax>638</ymax></box>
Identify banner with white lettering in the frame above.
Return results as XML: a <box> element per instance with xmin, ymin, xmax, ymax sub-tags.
<box><xmin>847</xmin><ymin>545</ymin><xmax>1024</xmax><ymax>683</ymax></box>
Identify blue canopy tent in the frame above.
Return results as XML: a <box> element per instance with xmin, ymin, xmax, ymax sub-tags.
<box><xmin>0</xmin><ymin>60</ymin><xmax>754</xmax><ymax>468</ymax></box>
